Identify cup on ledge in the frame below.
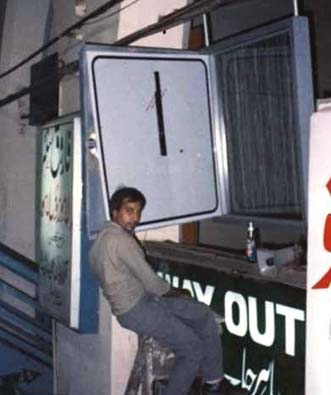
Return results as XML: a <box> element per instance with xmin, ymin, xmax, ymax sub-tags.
<box><xmin>256</xmin><ymin>248</ymin><xmax>277</xmax><ymax>277</ymax></box>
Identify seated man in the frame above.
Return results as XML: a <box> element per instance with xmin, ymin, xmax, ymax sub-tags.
<box><xmin>89</xmin><ymin>187</ymin><xmax>247</xmax><ymax>395</ymax></box>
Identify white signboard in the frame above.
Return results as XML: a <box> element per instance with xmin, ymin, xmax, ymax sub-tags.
<box><xmin>306</xmin><ymin>106</ymin><xmax>331</xmax><ymax>394</ymax></box>
<box><xmin>37</xmin><ymin>116</ymin><xmax>82</xmax><ymax>328</ymax></box>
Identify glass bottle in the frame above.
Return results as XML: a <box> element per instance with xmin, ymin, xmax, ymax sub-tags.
<box><xmin>246</xmin><ymin>221</ymin><xmax>257</xmax><ymax>263</ymax></box>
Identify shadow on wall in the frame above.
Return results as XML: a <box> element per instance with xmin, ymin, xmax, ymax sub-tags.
<box><xmin>0</xmin><ymin>340</ymin><xmax>53</xmax><ymax>394</ymax></box>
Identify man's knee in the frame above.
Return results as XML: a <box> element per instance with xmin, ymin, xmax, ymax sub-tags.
<box><xmin>177</xmin><ymin>336</ymin><xmax>203</xmax><ymax>362</ymax></box>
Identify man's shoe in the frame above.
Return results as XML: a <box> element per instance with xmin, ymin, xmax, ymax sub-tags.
<box><xmin>202</xmin><ymin>378</ymin><xmax>247</xmax><ymax>395</ymax></box>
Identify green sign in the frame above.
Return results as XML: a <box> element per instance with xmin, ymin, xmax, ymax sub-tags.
<box><xmin>151</xmin><ymin>257</ymin><xmax>305</xmax><ymax>395</ymax></box>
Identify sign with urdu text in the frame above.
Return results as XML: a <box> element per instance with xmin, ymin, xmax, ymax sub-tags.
<box><xmin>36</xmin><ymin>116</ymin><xmax>82</xmax><ymax>328</ymax></box>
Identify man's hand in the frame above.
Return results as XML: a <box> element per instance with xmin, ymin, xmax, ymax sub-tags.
<box><xmin>163</xmin><ymin>288</ymin><xmax>192</xmax><ymax>298</ymax></box>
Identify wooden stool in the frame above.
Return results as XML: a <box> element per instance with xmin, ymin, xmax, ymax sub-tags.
<box><xmin>124</xmin><ymin>335</ymin><xmax>175</xmax><ymax>395</ymax></box>
<box><xmin>124</xmin><ymin>311</ymin><xmax>223</xmax><ymax>395</ymax></box>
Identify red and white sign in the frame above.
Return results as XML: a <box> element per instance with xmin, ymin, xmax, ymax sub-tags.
<box><xmin>306</xmin><ymin>105</ymin><xmax>331</xmax><ymax>394</ymax></box>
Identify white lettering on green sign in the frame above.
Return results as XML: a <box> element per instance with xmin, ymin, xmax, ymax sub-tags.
<box><xmin>224</xmin><ymin>291</ymin><xmax>305</xmax><ymax>356</ymax></box>
<box><xmin>157</xmin><ymin>272</ymin><xmax>215</xmax><ymax>306</ymax></box>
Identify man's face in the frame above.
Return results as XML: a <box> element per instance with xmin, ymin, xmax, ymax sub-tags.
<box><xmin>112</xmin><ymin>199</ymin><xmax>142</xmax><ymax>232</ymax></box>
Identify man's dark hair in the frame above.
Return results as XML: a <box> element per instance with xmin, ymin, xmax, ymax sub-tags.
<box><xmin>110</xmin><ymin>187</ymin><xmax>146</xmax><ymax>214</ymax></box>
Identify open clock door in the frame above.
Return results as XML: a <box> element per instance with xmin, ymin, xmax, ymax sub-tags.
<box><xmin>80</xmin><ymin>45</ymin><xmax>223</xmax><ymax>230</ymax></box>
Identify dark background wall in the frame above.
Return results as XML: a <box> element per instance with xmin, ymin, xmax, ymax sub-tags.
<box><xmin>208</xmin><ymin>0</ymin><xmax>331</xmax><ymax>99</ymax></box>
<box><xmin>0</xmin><ymin>0</ymin><xmax>7</xmax><ymax>57</ymax></box>
<box><xmin>302</xmin><ymin>0</ymin><xmax>331</xmax><ymax>98</ymax></box>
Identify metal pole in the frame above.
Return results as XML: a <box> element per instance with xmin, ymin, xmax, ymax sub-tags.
<box><xmin>202</xmin><ymin>13</ymin><xmax>210</xmax><ymax>47</ymax></box>
<box><xmin>293</xmin><ymin>0</ymin><xmax>299</xmax><ymax>16</ymax></box>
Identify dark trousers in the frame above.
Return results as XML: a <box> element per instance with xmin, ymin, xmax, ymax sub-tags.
<box><xmin>118</xmin><ymin>294</ymin><xmax>224</xmax><ymax>395</ymax></box>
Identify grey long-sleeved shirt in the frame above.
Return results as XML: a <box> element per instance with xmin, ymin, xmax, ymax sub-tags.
<box><xmin>89</xmin><ymin>221</ymin><xmax>170</xmax><ymax>316</ymax></box>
